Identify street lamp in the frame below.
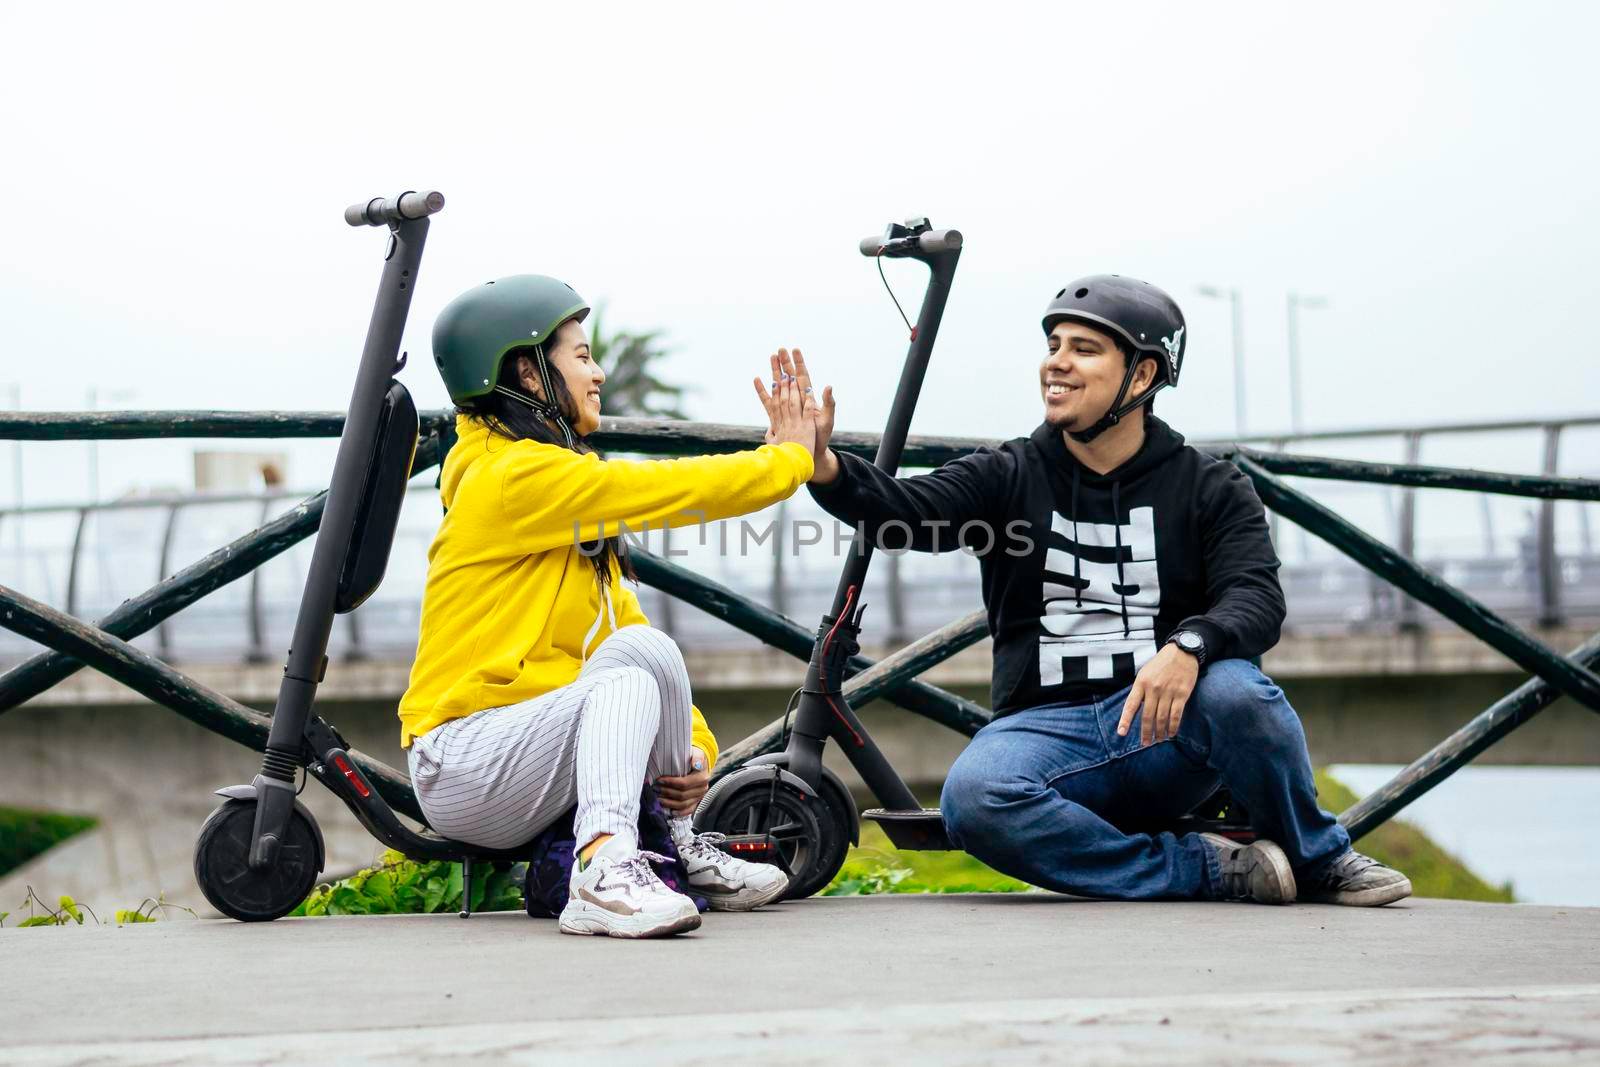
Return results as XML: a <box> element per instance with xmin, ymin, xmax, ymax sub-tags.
<box><xmin>1196</xmin><ymin>285</ymin><xmax>1246</xmax><ymax>437</ymax></box>
<box><xmin>1286</xmin><ymin>293</ymin><xmax>1329</xmax><ymax>436</ymax></box>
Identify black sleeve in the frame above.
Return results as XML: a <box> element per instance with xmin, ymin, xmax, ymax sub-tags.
<box><xmin>1177</xmin><ymin>461</ymin><xmax>1286</xmax><ymax>662</ymax></box>
<box><xmin>807</xmin><ymin>447</ymin><xmax>1015</xmax><ymax>553</ymax></box>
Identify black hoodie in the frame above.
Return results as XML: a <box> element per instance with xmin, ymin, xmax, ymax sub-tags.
<box><xmin>808</xmin><ymin>417</ymin><xmax>1285</xmax><ymax>717</ymax></box>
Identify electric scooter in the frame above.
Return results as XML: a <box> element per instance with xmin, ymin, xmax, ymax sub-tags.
<box><xmin>694</xmin><ymin>218</ymin><xmax>1253</xmax><ymax>899</ymax></box>
<box><xmin>192</xmin><ymin>191</ymin><xmax>534</xmax><ymax>922</ymax></box>
<box><xmin>694</xmin><ymin>218</ymin><xmax>968</xmax><ymax>898</ymax></box>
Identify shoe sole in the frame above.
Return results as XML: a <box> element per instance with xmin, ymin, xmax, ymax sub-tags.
<box><xmin>557</xmin><ymin>900</ymin><xmax>702</xmax><ymax>939</ymax></box>
<box><xmin>702</xmin><ymin>875</ymin><xmax>791</xmax><ymax>913</ymax></box>
<box><xmin>1302</xmin><ymin>876</ymin><xmax>1414</xmax><ymax>907</ymax></box>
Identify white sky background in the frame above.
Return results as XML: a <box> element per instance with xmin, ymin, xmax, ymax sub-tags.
<box><xmin>1</xmin><ymin>0</ymin><xmax>1597</xmax><ymax>507</ymax></box>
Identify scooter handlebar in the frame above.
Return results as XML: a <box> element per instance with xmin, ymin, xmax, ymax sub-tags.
<box><xmin>344</xmin><ymin>190</ymin><xmax>446</xmax><ymax>227</ymax></box>
<box><xmin>858</xmin><ymin>228</ymin><xmax>962</xmax><ymax>258</ymax></box>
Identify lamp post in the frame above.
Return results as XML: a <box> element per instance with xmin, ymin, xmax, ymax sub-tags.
<box><xmin>1197</xmin><ymin>285</ymin><xmax>1246</xmax><ymax>437</ymax></box>
<box><xmin>1286</xmin><ymin>292</ymin><xmax>1329</xmax><ymax>435</ymax></box>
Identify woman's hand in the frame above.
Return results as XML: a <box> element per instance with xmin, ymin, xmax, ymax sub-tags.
<box><xmin>656</xmin><ymin>746</ymin><xmax>711</xmax><ymax>816</ymax></box>
<box><xmin>752</xmin><ymin>350</ymin><xmax>817</xmax><ymax>458</ymax></box>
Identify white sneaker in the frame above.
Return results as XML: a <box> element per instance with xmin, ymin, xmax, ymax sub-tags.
<box><xmin>671</xmin><ymin>818</ymin><xmax>790</xmax><ymax>912</ymax></box>
<box><xmin>559</xmin><ymin>835</ymin><xmax>702</xmax><ymax>938</ymax></box>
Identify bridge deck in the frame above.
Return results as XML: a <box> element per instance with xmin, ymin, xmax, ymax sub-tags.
<box><xmin>5</xmin><ymin>895</ymin><xmax>1598</xmax><ymax>1064</ymax></box>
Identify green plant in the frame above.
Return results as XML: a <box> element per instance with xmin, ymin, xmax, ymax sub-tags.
<box><xmin>0</xmin><ymin>806</ymin><xmax>98</xmax><ymax>876</ymax></box>
<box><xmin>0</xmin><ymin>887</ymin><xmax>194</xmax><ymax>927</ymax></box>
<box><xmin>823</xmin><ymin>827</ymin><xmax>1035</xmax><ymax>896</ymax></box>
<box><xmin>291</xmin><ymin>851</ymin><xmax>523</xmax><ymax>917</ymax></box>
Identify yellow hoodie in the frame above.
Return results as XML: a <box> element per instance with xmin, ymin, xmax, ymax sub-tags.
<box><xmin>398</xmin><ymin>415</ymin><xmax>815</xmax><ymax>763</ymax></box>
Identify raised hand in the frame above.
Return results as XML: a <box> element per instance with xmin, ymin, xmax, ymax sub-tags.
<box><xmin>752</xmin><ymin>353</ymin><xmax>816</xmax><ymax>459</ymax></box>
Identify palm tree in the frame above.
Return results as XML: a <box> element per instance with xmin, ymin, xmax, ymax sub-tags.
<box><xmin>588</xmin><ymin>307</ymin><xmax>690</xmax><ymax>420</ymax></box>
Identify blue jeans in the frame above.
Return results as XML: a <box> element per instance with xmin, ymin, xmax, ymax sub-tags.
<box><xmin>941</xmin><ymin>659</ymin><xmax>1350</xmax><ymax>900</ymax></box>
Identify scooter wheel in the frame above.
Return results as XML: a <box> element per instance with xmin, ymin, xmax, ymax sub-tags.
<box><xmin>700</xmin><ymin>774</ymin><xmax>851</xmax><ymax>900</ymax></box>
<box><xmin>194</xmin><ymin>798</ymin><xmax>322</xmax><ymax>922</ymax></box>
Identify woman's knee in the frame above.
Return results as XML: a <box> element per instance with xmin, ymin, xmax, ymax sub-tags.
<box><xmin>586</xmin><ymin>664</ymin><xmax>663</xmax><ymax>721</ymax></box>
<box><xmin>604</xmin><ymin>625</ymin><xmax>690</xmax><ymax>683</ymax></box>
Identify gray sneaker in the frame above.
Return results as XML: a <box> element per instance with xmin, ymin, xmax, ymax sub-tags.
<box><xmin>1299</xmin><ymin>850</ymin><xmax>1412</xmax><ymax>906</ymax></box>
<box><xmin>1200</xmin><ymin>833</ymin><xmax>1296</xmax><ymax>905</ymax></box>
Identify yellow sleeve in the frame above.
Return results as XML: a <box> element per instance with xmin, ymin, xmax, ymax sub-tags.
<box><xmin>612</xmin><ymin>582</ymin><xmax>720</xmax><ymax>771</ymax></box>
<box><xmin>499</xmin><ymin>442</ymin><xmax>814</xmax><ymax>553</ymax></box>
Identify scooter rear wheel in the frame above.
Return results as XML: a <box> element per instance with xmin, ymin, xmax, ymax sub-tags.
<box><xmin>194</xmin><ymin>798</ymin><xmax>322</xmax><ymax>922</ymax></box>
<box><xmin>701</xmin><ymin>775</ymin><xmax>851</xmax><ymax>900</ymax></box>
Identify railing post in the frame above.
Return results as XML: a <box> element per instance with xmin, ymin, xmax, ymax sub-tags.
<box><xmin>1396</xmin><ymin>431</ymin><xmax>1423</xmax><ymax>631</ymax></box>
<box><xmin>656</xmin><ymin>526</ymin><xmax>677</xmax><ymax>630</ymax></box>
<box><xmin>246</xmin><ymin>497</ymin><xmax>271</xmax><ymax>663</ymax></box>
<box><xmin>886</xmin><ymin>551</ymin><xmax>907</xmax><ymax>645</ymax></box>
<box><xmin>65</xmin><ymin>507</ymin><xmax>90</xmax><ymax>618</ymax></box>
<box><xmin>155</xmin><ymin>502</ymin><xmax>182</xmax><ymax>659</ymax></box>
<box><xmin>1537</xmin><ymin>424</ymin><xmax>1563</xmax><ymax>627</ymax></box>
<box><xmin>770</xmin><ymin>500</ymin><xmax>787</xmax><ymax>616</ymax></box>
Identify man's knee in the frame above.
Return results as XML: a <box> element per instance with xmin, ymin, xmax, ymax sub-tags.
<box><xmin>942</xmin><ymin>753</ymin><xmax>1042</xmax><ymax>848</ymax></box>
<box><xmin>1190</xmin><ymin>659</ymin><xmax>1302</xmax><ymax>751</ymax></box>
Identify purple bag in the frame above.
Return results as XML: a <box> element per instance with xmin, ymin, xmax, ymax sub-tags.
<box><xmin>523</xmin><ymin>784</ymin><xmax>707</xmax><ymax>917</ymax></box>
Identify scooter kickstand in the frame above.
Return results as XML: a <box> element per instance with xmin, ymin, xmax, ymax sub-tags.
<box><xmin>459</xmin><ymin>856</ymin><xmax>473</xmax><ymax>919</ymax></box>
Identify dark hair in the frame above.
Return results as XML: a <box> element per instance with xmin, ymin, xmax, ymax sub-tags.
<box><xmin>457</xmin><ymin>341</ymin><xmax>634</xmax><ymax>586</ymax></box>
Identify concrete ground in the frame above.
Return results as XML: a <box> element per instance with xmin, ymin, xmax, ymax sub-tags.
<box><xmin>4</xmin><ymin>895</ymin><xmax>1599</xmax><ymax>1065</ymax></box>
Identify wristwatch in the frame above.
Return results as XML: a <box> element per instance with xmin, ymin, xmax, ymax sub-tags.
<box><xmin>1166</xmin><ymin>629</ymin><xmax>1208</xmax><ymax>668</ymax></box>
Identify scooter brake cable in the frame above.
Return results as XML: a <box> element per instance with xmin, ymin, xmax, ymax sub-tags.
<box><xmin>876</xmin><ymin>250</ymin><xmax>918</xmax><ymax>341</ymax></box>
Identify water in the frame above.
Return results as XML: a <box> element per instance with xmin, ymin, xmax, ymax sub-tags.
<box><xmin>1331</xmin><ymin>764</ymin><xmax>1600</xmax><ymax>908</ymax></box>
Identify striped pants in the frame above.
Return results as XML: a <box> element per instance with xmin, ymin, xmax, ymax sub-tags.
<box><xmin>407</xmin><ymin>625</ymin><xmax>694</xmax><ymax>851</ymax></box>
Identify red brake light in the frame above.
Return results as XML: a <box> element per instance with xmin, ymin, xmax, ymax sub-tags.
<box><xmin>332</xmin><ymin>754</ymin><xmax>371</xmax><ymax>798</ymax></box>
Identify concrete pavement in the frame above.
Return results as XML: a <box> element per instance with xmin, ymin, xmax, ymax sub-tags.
<box><xmin>4</xmin><ymin>894</ymin><xmax>1599</xmax><ymax>1064</ymax></box>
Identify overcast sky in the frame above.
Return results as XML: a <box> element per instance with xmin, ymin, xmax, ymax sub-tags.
<box><xmin>3</xmin><ymin>0</ymin><xmax>1597</xmax><ymax>507</ymax></box>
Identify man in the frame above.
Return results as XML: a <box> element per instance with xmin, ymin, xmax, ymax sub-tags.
<box><xmin>787</xmin><ymin>275</ymin><xmax>1410</xmax><ymax>905</ymax></box>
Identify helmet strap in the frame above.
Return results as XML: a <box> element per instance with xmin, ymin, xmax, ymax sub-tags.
<box><xmin>1067</xmin><ymin>356</ymin><xmax>1164</xmax><ymax>444</ymax></box>
<box><xmin>495</xmin><ymin>343</ymin><xmax>576</xmax><ymax>449</ymax></box>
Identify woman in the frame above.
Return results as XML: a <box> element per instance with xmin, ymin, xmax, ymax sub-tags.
<box><xmin>400</xmin><ymin>274</ymin><xmax>819</xmax><ymax>938</ymax></box>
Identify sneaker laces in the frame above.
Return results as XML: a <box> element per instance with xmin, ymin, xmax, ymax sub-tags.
<box><xmin>614</xmin><ymin>850</ymin><xmax>676</xmax><ymax>890</ymax></box>
<box><xmin>678</xmin><ymin>831</ymin><xmax>732</xmax><ymax>863</ymax></box>
<box><xmin>1314</xmin><ymin>850</ymin><xmax>1380</xmax><ymax>888</ymax></box>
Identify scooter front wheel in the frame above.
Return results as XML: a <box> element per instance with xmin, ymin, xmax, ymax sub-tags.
<box><xmin>698</xmin><ymin>770</ymin><xmax>851</xmax><ymax>900</ymax></box>
<box><xmin>194</xmin><ymin>798</ymin><xmax>322</xmax><ymax>922</ymax></box>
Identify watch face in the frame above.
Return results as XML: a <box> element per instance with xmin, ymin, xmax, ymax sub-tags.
<box><xmin>1178</xmin><ymin>632</ymin><xmax>1202</xmax><ymax>652</ymax></box>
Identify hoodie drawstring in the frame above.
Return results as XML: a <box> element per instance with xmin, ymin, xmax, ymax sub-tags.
<box><xmin>1070</xmin><ymin>464</ymin><xmax>1083</xmax><ymax>609</ymax></box>
<box><xmin>580</xmin><ymin>569</ymin><xmax>621</xmax><ymax>664</ymax></box>
<box><xmin>1111</xmin><ymin>479</ymin><xmax>1129</xmax><ymax>637</ymax></box>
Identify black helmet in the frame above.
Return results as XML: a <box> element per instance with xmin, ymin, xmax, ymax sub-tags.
<box><xmin>1041</xmin><ymin>275</ymin><xmax>1186</xmax><ymax>442</ymax></box>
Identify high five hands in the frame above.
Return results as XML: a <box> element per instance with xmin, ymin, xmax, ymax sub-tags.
<box><xmin>752</xmin><ymin>348</ymin><xmax>840</xmax><ymax>484</ymax></box>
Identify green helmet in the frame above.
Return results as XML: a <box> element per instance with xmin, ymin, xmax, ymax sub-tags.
<box><xmin>431</xmin><ymin>274</ymin><xmax>590</xmax><ymax>405</ymax></box>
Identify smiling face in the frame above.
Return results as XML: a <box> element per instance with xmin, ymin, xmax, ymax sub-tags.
<box><xmin>518</xmin><ymin>317</ymin><xmax>605</xmax><ymax>435</ymax></box>
<box><xmin>1040</xmin><ymin>319</ymin><xmax>1157</xmax><ymax>432</ymax></box>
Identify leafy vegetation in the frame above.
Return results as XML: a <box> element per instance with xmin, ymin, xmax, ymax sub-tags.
<box><xmin>290</xmin><ymin>850</ymin><xmax>522</xmax><ymax>917</ymax></box>
<box><xmin>0</xmin><ymin>806</ymin><xmax>97</xmax><ymax>877</ymax></box>
<box><xmin>0</xmin><ymin>887</ymin><xmax>192</xmax><ymax>928</ymax></box>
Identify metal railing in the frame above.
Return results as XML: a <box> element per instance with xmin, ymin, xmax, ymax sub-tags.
<box><xmin>0</xmin><ymin>408</ymin><xmax>1597</xmax><ymax>841</ymax></box>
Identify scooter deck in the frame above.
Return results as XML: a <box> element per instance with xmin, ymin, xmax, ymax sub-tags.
<box><xmin>862</xmin><ymin>807</ymin><xmax>952</xmax><ymax>851</ymax></box>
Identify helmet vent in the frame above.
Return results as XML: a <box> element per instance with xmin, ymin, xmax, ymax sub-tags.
<box><xmin>1056</xmin><ymin>288</ymin><xmax>1067</xmax><ymax>298</ymax></box>
<box><xmin>1075</xmin><ymin>287</ymin><xmax>1090</xmax><ymax>298</ymax></box>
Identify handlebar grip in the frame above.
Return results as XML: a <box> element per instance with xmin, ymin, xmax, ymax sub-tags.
<box><xmin>344</xmin><ymin>190</ymin><xmax>446</xmax><ymax>227</ymax></box>
<box><xmin>917</xmin><ymin>228</ymin><xmax>962</xmax><ymax>254</ymax></box>
<box><xmin>858</xmin><ymin>227</ymin><xmax>963</xmax><ymax>258</ymax></box>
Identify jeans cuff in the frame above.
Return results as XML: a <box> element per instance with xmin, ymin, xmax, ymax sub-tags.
<box><xmin>1198</xmin><ymin>835</ymin><xmax>1224</xmax><ymax>899</ymax></box>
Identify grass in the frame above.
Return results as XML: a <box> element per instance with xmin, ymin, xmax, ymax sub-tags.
<box><xmin>0</xmin><ymin>806</ymin><xmax>98</xmax><ymax>878</ymax></box>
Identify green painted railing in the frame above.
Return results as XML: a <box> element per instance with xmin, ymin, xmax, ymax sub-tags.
<box><xmin>0</xmin><ymin>410</ymin><xmax>1596</xmax><ymax>843</ymax></box>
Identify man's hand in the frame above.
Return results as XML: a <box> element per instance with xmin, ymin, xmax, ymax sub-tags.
<box><xmin>655</xmin><ymin>746</ymin><xmax>711</xmax><ymax>816</ymax></box>
<box><xmin>1118</xmin><ymin>643</ymin><xmax>1200</xmax><ymax>746</ymax></box>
